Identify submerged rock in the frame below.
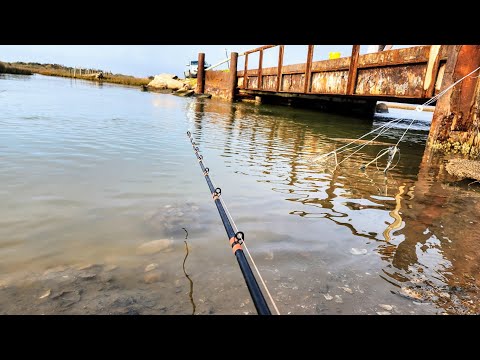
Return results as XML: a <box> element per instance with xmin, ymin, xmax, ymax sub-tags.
<box><xmin>173</xmin><ymin>89</ymin><xmax>194</xmax><ymax>97</ymax></box>
<box><xmin>378</xmin><ymin>304</ymin><xmax>393</xmax><ymax>311</ymax></box>
<box><xmin>323</xmin><ymin>293</ymin><xmax>333</xmax><ymax>301</ymax></box>
<box><xmin>144</xmin><ymin>263</ymin><xmax>158</xmax><ymax>272</ymax></box>
<box><xmin>194</xmin><ymin>93</ymin><xmax>212</xmax><ymax>99</ymax></box>
<box><xmin>445</xmin><ymin>158</ymin><xmax>480</xmax><ymax>181</ymax></box>
<box><xmin>144</xmin><ymin>271</ymin><xmax>167</xmax><ymax>284</ymax></box>
<box><xmin>136</xmin><ymin>239</ymin><xmax>173</xmax><ymax>255</ymax></box>
<box><xmin>350</xmin><ymin>248</ymin><xmax>367</xmax><ymax>255</ymax></box>
<box><xmin>376</xmin><ymin>311</ymin><xmax>391</xmax><ymax>315</ymax></box>
<box><xmin>375</xmin><ymin>103</ymin><xmax>389</xmax><ymax>113</ymax></box>
<box><xmin>398</xmin><ymin>287</ymin><xmax>425</xmax><ymax>301</ymax></box>
<box><xmin>39</xmin><ymin>289</ymin><xmax>51</xmax><ymax>299</ymax></box>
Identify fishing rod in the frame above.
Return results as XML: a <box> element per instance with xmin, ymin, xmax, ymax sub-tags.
<box><xmin>187</xmin><ymin>131</ymin><xmax>272</xmax><ymax>315</ymax></box>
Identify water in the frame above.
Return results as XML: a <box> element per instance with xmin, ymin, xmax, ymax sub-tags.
<box><xmin>0</xmin><ymin>74</ymin><xmax>478</xmax><ymax>315</ymax></box>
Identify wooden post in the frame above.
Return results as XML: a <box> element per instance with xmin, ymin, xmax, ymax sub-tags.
<box><xmin>346</xmin><ymin>45</ymin><xmax>360</xmax><ymax>95</ymax></box>
<box><xmin>196</xmin><ymin>53</ymin><xmax>205</xmax><ymax>94</ymax></box>
<box><xmin>227</xmin><ymin>52</ymin><xmax>238</xmax><ymax>102</ymax></box>
<box><xmin>276</xmin><ymin>45</ymin><xmax>284</xmax><ymax>92</ymax></box>
<box><xmin>243</xmin><ymin>54</ymin><xmax>249</xmax><ymax>89</ymax></box>
<box><xmin>304</xmin><ymin>45</ymin><xmax>314</xmax><ymax>93</ymax></box>
<box><xmin>258</xmin><ymin>50</ymin><xmax>263</xmax><ymax>90</ymax></box>
<box><xmin>74</xmin><ymin>67</ymin><xmax>76</xmax><ymax>78</ymax></box>
<box><xmin>427</xmin><ymin>45</ymin><xmax>480</xmax><ymax>159</ymax></box>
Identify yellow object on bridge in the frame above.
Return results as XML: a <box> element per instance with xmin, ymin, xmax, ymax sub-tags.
<box><xmin>329</xmin><ymin>52</ymin><xmax>341</xmax><ymax>59</ymax></box>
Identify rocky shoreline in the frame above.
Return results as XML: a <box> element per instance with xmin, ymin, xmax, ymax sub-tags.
<box><xmin>144</xmin><ymin>73</ymin><xmax>211</xmax><ymax>98</ymax></box>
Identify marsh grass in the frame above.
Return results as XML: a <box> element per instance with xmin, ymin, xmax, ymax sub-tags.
<box><xmin>7</xmin><ymin>62</ymin><xmax>150</xmax><ymax>86</ymax></box>
<box><xmin>0</xmin><ymin>62</ymin><xmax>33</xmax><ymax>75</ymax></box>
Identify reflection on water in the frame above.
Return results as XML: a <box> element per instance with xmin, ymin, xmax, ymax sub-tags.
<box><xmin>0</xmin><ymin>74</ymin><xmax>478</xmax><ymax>314</ymax></box>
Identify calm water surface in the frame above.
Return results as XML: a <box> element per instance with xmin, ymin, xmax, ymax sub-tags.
<box><xmin>1</xmin><ymin>74</ymin><xmax>478</xmax><ymax>314</ymax></box>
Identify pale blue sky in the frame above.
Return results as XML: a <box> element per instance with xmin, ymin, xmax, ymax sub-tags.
<box><xmin>0</xmin><ymin>45</ymin><xmax>413</xmax><ymax>78</ymax></box>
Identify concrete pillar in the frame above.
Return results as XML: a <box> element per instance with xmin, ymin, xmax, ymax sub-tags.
<box><xmin>196</xmin><ymin>53</ymin><xmax>205</xmax><ymax>94</ymax></box>
<box><xmin>427</xmin><ymin>45</ymin><xmax>480</xmax><ymax>159</ymax></box>
<box><xmin>227</xmin><ymin>52</ymin><xmax>238</xmax><ymax>101</ymax></box>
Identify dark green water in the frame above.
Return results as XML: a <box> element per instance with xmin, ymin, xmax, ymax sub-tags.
<box><xmin>0</xmin><ymin>74</ymin><xmax>478</xmax><ymax>315</ymax></box>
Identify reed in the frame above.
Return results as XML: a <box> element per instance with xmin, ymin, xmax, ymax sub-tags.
<box><xmin>8</xmin><ymin>62</ymin><xmax>150</xmax><ymax>87</ymax></box>
<box><xmin>0</xmin><ymin>62</ymin><xmax>33</xmax><ymax>75</ymax></box>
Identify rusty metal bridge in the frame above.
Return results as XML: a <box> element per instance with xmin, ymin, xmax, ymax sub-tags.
<box><xmin>195</xmin><ymin>45</ymin><xmax>480</xmax><ymax>159</ymax></box>
<box><xmin>201</xmin><ymin>45</ymin><xmax>446</xmax><ymax>106</ymax></box>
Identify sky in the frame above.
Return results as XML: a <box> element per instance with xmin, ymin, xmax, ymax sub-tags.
<box><xmin>0</xmin><ymin>45</ymin><xmax>412</xmax><ymax>78</ymax></box>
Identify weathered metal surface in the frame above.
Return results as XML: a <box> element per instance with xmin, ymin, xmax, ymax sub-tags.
<box><xmin>428</xmin><ymin>45</ymin><xmax>480</xmax><ymax>159</ymax></box>
<box><xmin>196</xmin><ymin>53</ymin><xmax>205</xmax><ymax>94</ymax></box>
<box><xmin>235</xmin><ymin>45</ymin><xmax>451</xmax><ymax>104</ymax></box>
<box><xmin>277</xmin><ymin>45</ymin><xmax>284</xmax><ymax>92</ymax></box>
<box><xmin>358</xmin><ymin>46</ymin><xmax>431</xmax><ymax>68</ymax></box>
<box><xmin>258</xmin><ymin>50</ymin><xmax>263</xmax><ymax>89</ymax></box>
<box><xmin>261</xmin><ymin>75</ymin><xmax>277</xmax><ymax>91</ymax></box>
<box><xmin>355</xmin><ymin>64</ymin><xmax>427</xmax><ymax>97</ymax></box>
<box><xmin>228</xmin><ymin>52</ymin><xmax>238</xmax><ymax>101</ymax></box>
<box><xmin>311</xmin><ymin>71</ymin><xmax>348</xmax><ymax>94</ymax></box>
<box><xmin>204</xmin><ymin>70</ymin><xmax>231</xmax><ymax>100</ymax></box>
<box><xmin>311</xmin><ymin>57</ymin><xmax>351</xmax><ymax>72</ymax></box>
<box><xmin>248</xmin><ymin>76</ymin><xmax>258</xmax><ymax>89</ymax></box>
<box><xmin>282</xmin><ymin>74</ymin><xmax>305</xmax><ymax>93</ymax></box>
<box><xmin>346</xmin><ymin>45</ymin><xmax>360</xmax><ymax>95</ymax></box>
<box><xmin>304</xmin><ymin>45</ymin><xmax>314</xmax><ymax>93</ymax></box>
<box><xmin>243</xmin><ymin>54</ymin><xmax>248</xmax><ymax>89</ymax></box>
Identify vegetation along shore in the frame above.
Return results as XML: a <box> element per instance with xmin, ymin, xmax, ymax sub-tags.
<box><xmin>1</xmin><ymin>62</ymin><xmax>150</xmax><ymax>87</ymax></box>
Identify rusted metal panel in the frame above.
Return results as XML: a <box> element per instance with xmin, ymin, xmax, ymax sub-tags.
<box><xmin>282</xmin><ymin>74</ymin><xmax>305</xmax><ymax>93</ymax></box>
<box><xmin>248</xmin><ymin>76</ymin><xmax>258</xmax><ymax>89</ymax></box>
<box><xmin>261</xmin><ymin>75</ymin><xmax>277</xmax><ymax>91</ymax></box>
<box><xmin>311</xmin><ymin>57</ymin><xmax>351</xmax><ymax>72</ymax></box>
<box><xmin>237</xmin><ymin>76</ymin><xmax>244</xmax><ymax>88</ymax></box>
<box><xmin>358</xmin><ymin>46</ymin><xmax>431</xmax><ymax>68</ymax></box>
<box><xmin>355</xmin><ymin>64</ymin><xmax>427</xmax><ymax>97</ymax></box>
<box><xmin>346</xmin><ymin>45</ymin><xmax>360</xmax><ymax>95</ymax></box>
<box><xmin>311</xmin><ymin>71</ymin><xmax>348</xmax><ymax>94</ymax></box>
<box><xmin>204</xmin><ymin>70</ymin><xmax>232</xmax><ymax>100</ymax></box>
<box><xmin>281</xmin><ymin>63</ymin><xmax>306</xmax><ymax>75</ymax></box>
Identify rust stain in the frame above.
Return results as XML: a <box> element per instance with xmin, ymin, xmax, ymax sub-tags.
<box><xmin>204</xmin><ymin>70</ymin><xmax>232</xmax><ymax>100</ymax></box>
<box><xmin>358</xmin><ymin>46</ymin><xmax>431</xmax><ymax>68</ymax></box>
<box><xmin>261</xmin><ymin>75</ymin><xmax>277</xmax><ymax>91</ymax></box>
<box><xmin>355</xmin><ymin>64</ymin><xmax>427</xmax><ymax>97</ymax></box>
<box><xmin>282</xmin><ymin>74</ymin><xmax>305</xmax><ymax>93</ymax></box>
<box><xmin>311</xmin><ymin>71</ymin><xmax>348</xmax><ymax>94</ymax></box>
